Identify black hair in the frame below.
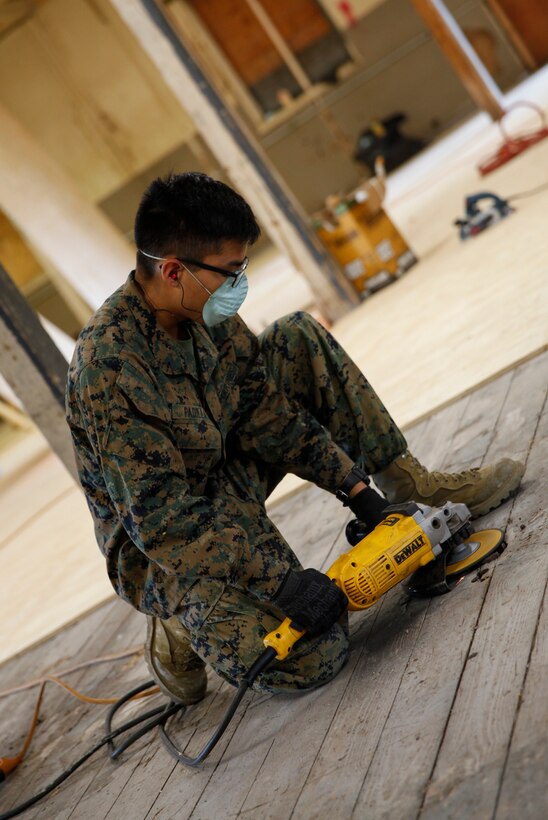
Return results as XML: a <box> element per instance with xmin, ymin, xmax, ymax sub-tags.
<box><xmin>134</xmin><ymin>172</ymin><xmax>261</xmax><ymax>277</ymax></box>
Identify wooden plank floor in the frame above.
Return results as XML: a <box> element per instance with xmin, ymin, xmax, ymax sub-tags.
<box><xmin>0</xmin><ymin>351</ymin><xmax>546</xmax><ymax>820</ymax></box>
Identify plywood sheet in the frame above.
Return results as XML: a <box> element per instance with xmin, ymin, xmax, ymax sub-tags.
<box><xmin>0</xmin><ymin>453</ymin><xmax>113</xmax><ymax>664</ymax></box>
<box><xmin>0</xmin><ymin>0</ymin><xmax>196</xmax><ymax>202</ymax></box>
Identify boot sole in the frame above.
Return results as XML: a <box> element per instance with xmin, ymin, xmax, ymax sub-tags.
<box><xmin>469</xmin><ymin>480</ymin><xmax>523</xmax><ymax>520</ymax></box>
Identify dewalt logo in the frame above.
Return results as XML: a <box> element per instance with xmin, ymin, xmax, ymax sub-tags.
<box><xmin>394</xmin><ymin>534</ymin><xmax>425</xmax><ymax>565</ymax></box>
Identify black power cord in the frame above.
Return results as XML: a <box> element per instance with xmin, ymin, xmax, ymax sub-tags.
<box><xmin>0</xmin><ymin>648</ymin><xmax>277</xmax><ymax>818</ymax></box>
<box><xmin>158</xmin><ymin>647</ymin><xmax>276</xmax><ymax>767</ymax></box>
<box><xmin>0</xmin><ymin>681</ymin><xmax>183</xmax><ymax>820</ymax></box>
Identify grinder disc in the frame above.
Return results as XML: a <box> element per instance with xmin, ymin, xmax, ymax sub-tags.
<box><xmin>445</xmin><ymin>529</ymin><xmax>506</xmax><ymax>577</ymax></box>
<box><xmin>404</xmin><ymin>528</ymin><xmax>506</xmax><ymax>598</ymax></box>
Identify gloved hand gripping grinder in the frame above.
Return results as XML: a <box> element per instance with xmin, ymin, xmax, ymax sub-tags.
<box><xmin>264</xmin><ymin>501</ymin><xmax>504</xmax><ymax>659</ymax></box>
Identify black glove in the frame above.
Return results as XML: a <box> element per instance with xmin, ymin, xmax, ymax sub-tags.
<box><xmin>348</xmin><ymin>486</ymin><xmax>389</xmax><ymax>529</ymax></box>
<box><xmin>272</xmin><ymin>568</ymin><xmax>348</xmax><ymax>638</ymax></box>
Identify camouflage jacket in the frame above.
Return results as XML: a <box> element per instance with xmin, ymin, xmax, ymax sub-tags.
<box><xmin>66</xmin><ymin>272</ymin><xmax>353</xmax><ymax>617</ymax></box>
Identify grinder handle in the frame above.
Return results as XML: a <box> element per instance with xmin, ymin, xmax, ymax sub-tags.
<box><xmin>263</xmin><ymin>618</ymin><xmax>305</xmax><ymax>660</ymax></box>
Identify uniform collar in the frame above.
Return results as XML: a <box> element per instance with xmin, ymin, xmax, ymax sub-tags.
<box><xmin>123</xmin><ymin>271</ymin><xmax>219</xmax><ymax>380</ymax></box>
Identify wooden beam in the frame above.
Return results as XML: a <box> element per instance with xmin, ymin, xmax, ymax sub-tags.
<box><xmin>244</xmin><ymin>0</ymin><xmax>312</xmax><ymax>91</ymax></box>
<box><xmin>0</xmin><ymin>397</ymin><xmax>31</xmax><ymax>430</ymax></box>
<box><xmin>485</xmin><ymin>0</ymin><xmax>538</xmax><ymax>72</ymax></box>
<box><xmin>108</xmin><ymin>0</ymin><xmax>360</xmax><ymax>322</ymax></box>
<box><xmin>0</xmin><ymin>101</ymin><xmax>134</xmax><ymax>313</ymax></box>
<box><xmin>0</xmin><ymin>262</ymin><xmax>78</xmax><ymax>481</ymax></box>
<box><xmin>411</xmin><ymin>0</ymin><xmax>506</xmax><ymax>121</ymax></box>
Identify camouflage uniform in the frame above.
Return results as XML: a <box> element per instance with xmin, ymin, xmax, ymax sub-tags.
<box><xmin>66</xmin><ymin>272</ymin><xmax>406</xmax><ymax>692</ymax></box>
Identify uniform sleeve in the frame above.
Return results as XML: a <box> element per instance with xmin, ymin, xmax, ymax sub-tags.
<box><xmin>77</xmin><ymin>359</ymin><xmax>246</xmax><ymax>581</ymax></box>
<box><xmin>233</xmin><ymin>351</ymin><xmax>354</xmax><ymax>492</ymax></box>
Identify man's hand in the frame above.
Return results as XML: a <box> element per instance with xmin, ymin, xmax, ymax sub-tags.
<box><xmin>336</xmin><ymin>465</ymin><xmax>389</xmax><ymax>529</ymax></box>
<box><xmin>272</xmin><ymin>568</ymin><xmax>348</xmax><ymax>638</ymax></box>
<box><xmin>348</xmin><ymin>486</ymin><xmax>389</xmax><ymax>529</ymax></box>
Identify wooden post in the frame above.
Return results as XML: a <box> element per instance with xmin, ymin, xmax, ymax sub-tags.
<box><xmin>0</xmin><ymin>263</ymin><xmax>78</xmax><ymax>482</ymax></box>
<box><xmin>0</xmin><ymin>102</ymin><xmax>134</xmax><ymax>313</ymax></box>
<box><xmin>485</xmin><ymin>0</ymin><xmax>537</xmax><ymax>72</ymax></box>
<box><xmin>244</xmin><ymin>0</ymin><xmax>312</xmax><ymax>91</ymax></box>
<box><xmin>0</xmin><ymin>398</ymin><xmax>31</xmax><ymax>430</ymax></box>
<box><xmin>411</xmin><ymin>0</ymin><xmax>506</xmax><ymax>121</ymax></box>
<box><xmin>108</xmin><ymin>0</ymin><xmax>360</xmax><ymax>321</ymax></box>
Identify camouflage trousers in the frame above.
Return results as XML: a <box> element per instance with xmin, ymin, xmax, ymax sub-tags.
<box><xmin>174</xmin><ymin>312</ymin><xmax>407</xmax><ymax>694</ymax></box>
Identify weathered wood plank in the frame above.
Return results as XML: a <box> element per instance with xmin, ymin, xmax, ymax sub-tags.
<box><xmin>289</xmin><ymin>594</ymin><xmax>431</xmax><ymax>820</ymax></box>
<box><xmin>441</xmin><ymin>369</ymin><xmax>514</xmax><ymax>472</ymax></box>
<box><xmin>185</xmin><ymin>403</ymin><xmax>458</xmax><ymax>819</ymax></box>
<box><xmin>269</xmin><ymin>482</ymin><xmax>350</xmax><ymax>570</ymax></box>
<box><xmin>482</xmin><ymin>350</ymin><xmax>548</xmax><ymax>465</ymax></box>
<box><xmin>494</xmin><ymin>583</ymin><xmax>548</xmax><ymax>820</ymax></box>
<box><xmin>0</xmin><ymin>599</ymin><xmax>122</xmax><ymax>780</ymax></box>
<box><xmin>63</xmin><ymin>665</ymin><xmax>244</xmax><ymax>820</ymax></box>
<box><xmin>419</xmin><ymin>367</ymin><xmax>548</xmax><ymax>819</ymax></box>
<box><xmin>0</xmin><ymin>601</ymin><xmax>144</xmax><ymax>816</ymax></box>
<box><xmin>2</xmin><ymin>355</ymin><xmax>546</xmax><ymax>820</ymax></box>
<box><xmin>233</xmin><ymin>395</ymin><xmax>482</xmax><ymax>819</ymax></box>
<box><xmin>0</xmin><ymin>598</ymin><xmax>116</xmax><ymax>690</ymax></box>
<box><xmin>289</xmin><ymin>363</ymin><xmax>524</xmax><ymax>819</ymax></box>
<box><xmin>235</xmin><ymin>606</ymin><xmax>384</xmax><ymax>820</ymax></box>
<box><xmin>141</xmin><ymin>521</ymin><xmax>352</xmax><ymax>820</ymax></box>
<box><xmin>349</xmin><ymin>352</ymin><xmax>548</xmax><ymax>819</ymax></box>
<box><xmin>25</xmin><ymin>609</ymin><xmax>149</xmax><ymax>820</ymax></box>
<box><xmin>51</xmin><ymin>501</ymin><xmax>350</xmax><ymax>820</ymax></box>
<box><xmin>0</xmin><ymin>467</ymin><xmax>353</xmax><ymax>818</ymax></box>
<box><xmin>403</xmin><ymin>396</ymin><xmax>468</xmax><ymax>469</ymax></box>
<box><xmin>101</xmin><ymin>679</ymin><xmax>231</xmax><ymax>819</ymax></box>
<box><xmin>186</xmin><ymin>518</ymin><xmax>357</xmax><ymax>820</ymax></box>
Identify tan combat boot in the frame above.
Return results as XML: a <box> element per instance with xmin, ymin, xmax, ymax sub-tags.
<box><xmin>373</xmin><ymin>450</ymin><xmax>525</xmax><ymax>518</ymax></box>
<box><xmin>144</xmin><ymin>615</ymin><xmax>207</xmax><ymax>704</ymax></box>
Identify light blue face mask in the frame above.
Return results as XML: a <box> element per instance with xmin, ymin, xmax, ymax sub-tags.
<box><xmin>190</xmin><ymin>270</ymin><xmax>249</xmax><ymax>327</ymax></box>
<box><xmin>137</xmin><ymin>249</ymin><xmax>249</xmax><ymax>327</ymax></box>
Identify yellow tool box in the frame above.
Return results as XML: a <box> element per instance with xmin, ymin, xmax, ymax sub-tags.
<box><xmin>312</xmin><ymin>178</ymin><xmax>417</xmax><ymax>298</ymax></box>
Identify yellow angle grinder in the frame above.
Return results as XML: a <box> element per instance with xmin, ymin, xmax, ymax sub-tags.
<box><xmin>172</xmin><ymin>501</ymin><xmax>504</xmax><ymax>765</ymax></box>
<box><xmin>264</xmin><ymin>501</ymin><xmax>505</xmax><ymax>660</ymax></box>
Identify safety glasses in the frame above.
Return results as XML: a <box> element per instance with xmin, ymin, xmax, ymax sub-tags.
<box><xmin>178</xmin><ymin>256</ymin><xmax>249</xmax><ymax>287</ymax></box>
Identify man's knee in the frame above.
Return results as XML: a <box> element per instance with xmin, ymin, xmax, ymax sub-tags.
<box><xmin>255</xmin><ymin>620</ymin><xmax>350</xmax><ymax>694</ymax></box>
<box><xmin>180</xmin><ymin>585</ymin><xmax>350</xmax><ymax>695</ymax></box>
<box><xmin>259</xmin><ymin>311</ymin><xmax>315</xmax><ymax>348</ymax></box>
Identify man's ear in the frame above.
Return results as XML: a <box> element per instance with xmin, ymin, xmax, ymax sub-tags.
<box><xmin>160</xmin><ymin>258</ymin><xmax>181</xmax><ymax>285</ymax></box>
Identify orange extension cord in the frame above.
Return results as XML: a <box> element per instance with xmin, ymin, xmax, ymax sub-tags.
<box><xmin>0</xmin><ymin>647</ymin><xmax>158</xmax><ymax>779</ymax></box>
